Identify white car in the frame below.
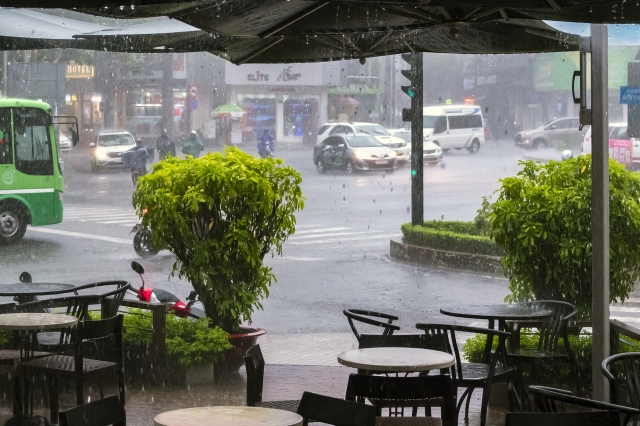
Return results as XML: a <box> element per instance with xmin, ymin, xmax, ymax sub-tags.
<box><xmin>58</xmin><ymin>133</ymin><xmax>72</xmax><ymax>151</ymax></box>
<box><xmin>317</xmin><ymin>122</ymin><xmax>409</xmax><ymax>164</ymax></box>
<box><xmin>582</xmin><ymin>123</ymin><xmax>640</xmax><ymax>167</ymax></box>
<box><xmin>387</xmin><ymin>128</ymin><xmax>442</xmax><ymax>165</ymax></box>
<box><xmin>89</xmin><ymin>131</ymin><xmax>136</xmax><ymax>172</ymax></box>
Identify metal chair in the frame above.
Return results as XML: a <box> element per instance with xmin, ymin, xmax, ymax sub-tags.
<box><xmin>415</xmin><ymin>323</ymin><xmax>515</xmax><ymax>426</ymax></box>
<box><xmin>602</xmin><ymin>352</ymin><xmax>640</xmax><ymax>410</ymax></box>
<box><xmin>506</xmin><ymin>301</ymin><xmax>578</xmax><ymax>385</ymax></box>
<box><xmin>20</xmin><ymin>315</ymin><xmax>125</xmax><ymax>424</ymax></box>
<box><xmin>344</xmin><ymin>309</ymin><xmax>400</xmax><ymax>343</ymax></box>
<box><xmin>529</xmin><ymin>385</ymin><xmax>640</xmax><ymax>425</ymax></box>
<box><xmin>297</xmin><ymin>391</ymin><xmax>376</xmax><ymax>426</ymax></box>
<box><xmin>345</xmin><ymin>374</ymin><xmax>456</xmax><ymax>426</ymax></box>
<box><xmin>505</xmin><ymin>411</ymin><xmax>620</xmax><ymax>426</ymax></box>
<box><xmin>244</xmin><ymin>344</ymin><xmax>300</xmax><ymax>412</ymax></box>
<box><xmin>59</xmin><ymin>395</ymin><xmax>125</xmax><ymax>426</ymax></box>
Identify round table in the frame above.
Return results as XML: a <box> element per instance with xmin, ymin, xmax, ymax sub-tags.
<box><xmin>440</xmin><ymin>304</ymin><xmax>553</xmax><ymax>321</ymax></box>
<box><xmin>154</xmin><ymin>407</ymin><xmax>303</xmax><ymax>426</ymax></box>
<box><xmin>337</xmin><ymin>347</ymin><xmax>455</xmax><ymax>372</ymax></box>
<box><xmin>0</xmin><ymin>313</ymin><xmax>78</xmax><ymax>331</ymax></box>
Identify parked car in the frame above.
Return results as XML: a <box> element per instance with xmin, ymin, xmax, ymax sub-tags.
<box><xmin>582</xmin><ymin>123</ymin><xmax>640</xmax><ymax>168</ymax></box>
<box><xmin>422</xmin><ymin>105</ymin><xmax>485</xmax><ymax>153</ymax></box>
<box><xmin>89</xmin><ymin>131</ymin><xmax>136</xmax><ymax>172</ymax></box>
<box><xmin>317</xmin><ymin>122</ymin><xmax>409</xmax><ymax>164</ymax></box>
<box><xmin>387</xmin><ymin>128</ymin><xmax>442</xmax><ymax>165</ymax></box>
<box><xmin>58</xmin><ymin>133</ymin><xmax>72</xmax><ymax>151</ymax></box>
<box><xmin>515</xmin><ymin>117</ymin><xmax>584</xmax><ymax>150</ymax></box>
<box><xmin>313</xmin><ymin>133</ymin><xmax>397</xmax><ymax>174</ymax></box>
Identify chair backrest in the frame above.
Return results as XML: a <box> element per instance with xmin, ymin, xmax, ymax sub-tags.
<box><xmin>73</xmin><ymin>314</ymin><xmax>124</xmax><ymax>370</ymax></box>
<box><xmin>505</xmin><ymin>411</ymin><xmax>620</xmax><ymax>426</ymax></box>
<box><xmin>344</xmin><ymin>309</ymin><xmax>400</xmax><ymax>343</ymax></box>
<box><xmin>415</xmin><ymin>323</ymin><xmax>510</xmax><ymax>382</ymax></box>
<box><xmin>345</xmin><ymin>374</ymin><xmax>455</xmax><ymax>420</ymax></box>
<box><xmin>297</xmin><ymin>391</ymin><xmax>376</xmax><ymax>426</ymax></box>
<box><xmin>522</xmin><ymin>300</ymin><xmax>578</xmax><ymax>354</ymax></box>
<box><xmin>358</xmin><ymin>333</ymin><xmax>447</xmax><ymax>352</ymax></box>
<box><xmin>244</xmin><ymin>344</ymin><xmax>265</xmax><ymax>406</ymax></box>
<box><xmin>528</xmin><ymin>385</ymin><xmax>640</xmax><ymax>425</ymax></box>
<box><xmin>72</xmin><ymin>281</ymin><xmax>132</xmax><ymax>319</ymax></box>
<box><xmin>602</xmin><ymin>352</ymin><xmax>640</xmax><ymax>408</ymax></box>
<box><xmin>59</xmin><ymin>395</ymin><xmax>125</xmax><ymax>426</ymax></box>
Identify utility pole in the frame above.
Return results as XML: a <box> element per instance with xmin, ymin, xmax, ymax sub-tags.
<box><xmin>401</xmin><ymin>52</ymin><xmax>424</xmax><ymax>226</ymax></box>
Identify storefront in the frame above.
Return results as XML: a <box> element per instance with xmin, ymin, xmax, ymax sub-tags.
<box><xmin>64</xmin><ymin>62</ymin><xmax>101</xmax><ymax>136</ymax></box>
<box><xmin>225</xmin><ymin>63</ymin><xmax>328</xmax><ymax>144</ymax></box>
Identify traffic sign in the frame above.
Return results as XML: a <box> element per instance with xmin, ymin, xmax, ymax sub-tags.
<box><xmin>189</xmin><ymin>86</ymin><xmax>198</xmax><ymax>98</ymax></box>
<box><xmin>620</xmin><ymin>86</ymin><xmax>640</xmax><ymax>104</ymax></box>
<box><xmin>189</xmin><ymin>98</ymin><xmax>198</xmax><ymax>111</ymax></box>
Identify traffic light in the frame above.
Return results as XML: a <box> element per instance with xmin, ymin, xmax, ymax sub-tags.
<box><xmin>401</xmin><ymin>53</ymin><xmax>420</xmax><ymax>99</ymax></box>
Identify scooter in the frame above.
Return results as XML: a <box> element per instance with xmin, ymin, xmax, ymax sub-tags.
<box><xmin>130</xmin><ymin>209</ymin><xmax>159</xmax><ymax>257</ymax></box>
<box><xmin>129</xmin><ymin>261</ymin><xmax>204</xmax><ymax>319</ymax></box>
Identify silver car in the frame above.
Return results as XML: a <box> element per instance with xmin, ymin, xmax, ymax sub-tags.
<box><xmin>515</xmin><ymin>117</ymin><xmax>585</xmax><ymax>150</ymax></box>
<box><xmin>388</xmin><ymin>128</ymin><xmax>442</xmax><ymax>165</ymax></box>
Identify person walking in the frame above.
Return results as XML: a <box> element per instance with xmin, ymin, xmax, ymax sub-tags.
<box><xmin>182</xmin><ymin>130</ymin><xmax>204</xmax><ymax>158</ymax></box>
<box><xmin>156</xmin><ymin>129</ymin><xmax>173</xmax><ymax>159</ymax></box>
<box><xmin>257</xmin><ymin>129</ymin><xmax>274</xmax><ymax>158</ymax></box>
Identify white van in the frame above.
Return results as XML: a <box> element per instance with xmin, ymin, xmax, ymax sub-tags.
<box><xmin>423</xmin><ymin>105</ymin><xmax>485</xmax><ymax>154</ymax></box>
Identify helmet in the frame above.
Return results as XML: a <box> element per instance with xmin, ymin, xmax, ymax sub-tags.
<box><xmin>561</xmin><ymin>150</ymin><xmax>573</xmax><ymax>161</ymax></box>
<box><xmin>136</xmin><ymin>138</ymin><xmax>143</xmax><ymax>144</ymax></box>
<box><xmin>191</xmin><ymin>130</ymin><xmax>197</xmax><ymax>135</ymax></box>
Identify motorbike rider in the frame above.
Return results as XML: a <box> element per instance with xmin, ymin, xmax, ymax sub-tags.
<box><xmin>182</xmin><ymin>130</ymin><xmax>204</xmax><ymax>158</ymax></box>
<box><xmin>156</xmin><ymin>128</ymin><xmax>173</xmax><ymax>159</ymax></box>
<box><xmin>257</xmin><ymin>129</ymin><xmax>274</xmax><ymax>158</ymax></box>
<box><xmin>126</xmin><ymin>138</ymin><xmax>149</xmax><ymax>177</ymax></box>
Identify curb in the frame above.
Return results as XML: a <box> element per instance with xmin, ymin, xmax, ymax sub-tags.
<box><xmin>389</xmin><ymin>239</ymin><xmax>504</xmax><ymax>276</ymax></box>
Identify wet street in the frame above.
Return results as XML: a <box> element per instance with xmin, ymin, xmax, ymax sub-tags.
<box><xmin>4</xmin><ymin>141</ymin><xmax>618</xmax><ymax>334</ymax></box>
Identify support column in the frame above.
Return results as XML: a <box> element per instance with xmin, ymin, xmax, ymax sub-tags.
<box><xmin>591</xmin><ymin>23</ymin><xmax>610</xmax><ymax>403</ymax></box>
<box><xmin>411</xmin><ymin>52</ymin><xmax>424</xmax><ymax>226</ymax></box>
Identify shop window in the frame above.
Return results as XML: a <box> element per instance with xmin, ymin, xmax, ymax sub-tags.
<box><xmin>240</xmin><ymin>96</ymin><xmax>276</xmax><ymax>143</ymax></box>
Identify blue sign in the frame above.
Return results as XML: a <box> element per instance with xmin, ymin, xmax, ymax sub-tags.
<box><xmin>189</xmin><ymin>98</ymin><xmax>198</xmax><ymax>111</ymax></box>
<box><xmin>620</xmin><ymin>86</ymin><xmax>640</xmax><ymax>104</ymax></box>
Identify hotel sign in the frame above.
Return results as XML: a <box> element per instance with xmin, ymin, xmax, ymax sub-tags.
<box><xmin>66</xmin><ymin>63</ymin><xmax>94</xmax><ymax>79</ymax></box>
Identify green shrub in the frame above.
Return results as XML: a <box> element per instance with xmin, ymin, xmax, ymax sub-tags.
<box><xmin>119</xmin><ymin>309</ymin><xmax>231</xmax><ymax>366</ymax></box>
<box><xmin>401</xmin><ymin>223</ymin><xmax>503</xmax><ymax>256</ymax></box>
<box><xmin>490</xmin><ymin>156</ymin><xmax>640</xmax><ymax>316</ymax></box>
<box><xmin>420</xmin><ymin>220</ymin><xmax>482</xmax><ymax>235</ymax></box>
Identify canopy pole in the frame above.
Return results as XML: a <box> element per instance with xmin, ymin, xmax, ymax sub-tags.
<box><xmin>591</xmin><ymin>23</ymin><xmax>610</xmax><ymax>403</ymax></box>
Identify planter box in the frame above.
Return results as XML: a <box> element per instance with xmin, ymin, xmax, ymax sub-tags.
<box><xmin>488</xmin><ymin>382</ymin><xmax>509</xmax><ymax>407</ymax></box>
<box><xmin>390</xmin><ymin>239</ymin><xmax>504</xmax><ymax>276</ymax></box>
<box><xmin>186</xmin><ymin>363</ymin><xmax>215</xmax><ymax>385</ymax></box>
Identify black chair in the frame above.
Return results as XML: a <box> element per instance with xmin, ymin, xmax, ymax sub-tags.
<box><xmin>71</xmin><ymin>281</ymin><xmax>131</xmax><ymax>319</ymax></box>
<box><xmin>506</xmin><ymin>301</ymin><xmax>578</xmax><ymax>385</ymax></box>
<box><xmin>416</xmin><ymin>323</ymin><xmax>515</xmax><ymax>426</ymax></box>
<box><xmin>297</xmin><ymin>391</ymin><xmax>376</xmax><ymax>426</ymax></box>
<box><xmin>345</xmin><ymin>374</ymin><xmax>456</xmax><ymax>426</ymax></box>
<box><xmin>344</xmin><ymin>309</ymin><xmax>400</xmax><ymax>343</ymax></box>
<box><xmin>59</xmin><ymin>395</ymin><xmax>125</xmax><ymax>426</ymax></box>
<box><xmin>20</xmin><ymin>315</ymin><xmax>125</xmax><ymax>424</ymax></box>
<box><xmin>602</xmin><ymin>352</ymin><xmax>640</xmax><ymax>410</ymax></box>
<box><xmin>529</xmin><ymin>385</ymin><xmax>640</xmax><ymax>425</ymax></box>
<box><xmin>505</xmin><ymin>411</ymin><xmax>621</xmax><ymax>426</ymax></box>
<box><xmin>245</xmin><ymin>344</ymin><xmax>300</xmax><ymax>412</ymax></box>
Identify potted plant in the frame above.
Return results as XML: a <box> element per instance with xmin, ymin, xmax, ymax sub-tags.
<box><xmin>132</xmin><ymin>147</ymin><xmax>304</xmax><ymax>372</ymax></box>
<box><xmin>489</xmin><ymin>156</ymin><xmax>640</xmax><ymax>316</ymax></box>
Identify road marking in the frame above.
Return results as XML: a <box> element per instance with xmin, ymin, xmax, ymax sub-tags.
<box><xmin>611</xmin><ymin>316</ymin><xmax>640</xmax><ymax>322</ymax></box>
<box><xmin>610</xmin><ymin>306</ymin><xmax>640</xmax><ymax>313</ymax></box>
<box><xmin>290</xmin><ymin>233</ymin><xmax>402</xmax><ymax>245</ymax></box>
<box><xmin>290</xmin><ymin>231</ymin><xmax>370</xmax><ymax>240</ymax></box>
<box><xmin>28</xmin><ymin>228</ymin><xmax>131</xmax><ymax>244</ymax></box>
<box><xmin>295</xmin><ymin>224</ymin><xmax>321</xmax><ymax>229</ymax></box>
<box><xmin>293</xmin><ymin>227</ymin><xmax>350</xmax><ymax>235</ymax></box>
<box><xmin>281</xmin><ymin>256</ymin><xmax>325</xmax><ymax>261</ymax></box>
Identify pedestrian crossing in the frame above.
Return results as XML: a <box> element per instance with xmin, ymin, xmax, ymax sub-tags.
<box><xmin>288</xmin><ymin>224</ymin><xmax>401</xmax><ymax>245</ymax></box>
<box><xmin>62</xmin><ymin>207</ymin><xmax>402</xmax><ymax>245</ymax></box>
<box><xmin>63</xmin><ymin>207</ymin><xmax>140</xmax><ymax>227</ymax></box>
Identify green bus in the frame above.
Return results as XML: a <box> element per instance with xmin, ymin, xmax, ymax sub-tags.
<box><xmin>0</xmin><ymin>99</ymin><xmax>77</xmax><ymax>245</ymax></box>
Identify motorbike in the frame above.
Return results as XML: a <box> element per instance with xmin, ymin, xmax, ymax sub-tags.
<box><xmin>129</xmin><ymin>261</ymin><xmax>204</xmax><ymax>319</ymax></box>
<box><xmin>259</xmin><ymin>148</ymin><xmax>275</xmax><ymax>158</ymax></box>
<box><xmin>130</xmin><ymin>209</ymin><xmax>159</xmax><ymax>257</ymax></box>
<box><xmin>121</xmin><ymin>149</ymin><xmax>148</xmax><ymax>185</ymax></box>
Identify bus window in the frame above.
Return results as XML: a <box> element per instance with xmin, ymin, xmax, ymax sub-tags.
<box><xmin>13</xmin><ymin>107</ymin><xmax>53</xmax><ymax>176</ymax></box>
<box><xmin>0</xmin><ymin>108</ymin><xmax>11</xmax><ymax>165</ymax></box>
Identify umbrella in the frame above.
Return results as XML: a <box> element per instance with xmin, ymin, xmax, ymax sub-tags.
<box><xmin>211</xmin><ymin>104</ymin><xmax>246</xmax><ymax>119</ymax></box>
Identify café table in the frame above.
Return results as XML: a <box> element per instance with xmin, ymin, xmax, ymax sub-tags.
<box><xmin>154</xmin><ymin>406</ymin><xmax>303</xmax><ymax>426</ymax></box>
<box><xmin>338</xmin><ymin>347</ymin><xmax>455</xmax><ymax>372</ymax></box>
<box><xmin>0</xmin><ymin>283</ymin><xmax>76</xmax><ymax>304</ymax></box>
<box><xmin>0</xmin><ymin>313</ymin><xmax>78</xmax><ymax>426</ymax></box>
<box><xmin>440</xmin><ymin>303</ymin><xmax>554</xmax><ymax>362</ymax></box>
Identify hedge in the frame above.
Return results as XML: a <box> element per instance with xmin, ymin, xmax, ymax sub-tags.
<box><xmin>401</xmin><ymin>222</ymin><xmax>504</xmax><ymax>257</ymax></box>
<box><xmin>420</xmin><ymin>220</ymin><xmax>484</xmax><ymax>236</ymax></box>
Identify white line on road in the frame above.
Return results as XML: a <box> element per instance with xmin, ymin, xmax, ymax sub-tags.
<box><xmin>64</xmin><ymin>213</ymin><xmax>136</xmax><ymax>219</ymax></box>
<box><xmin>96</xmin><ymin>219</ymin><xmax>140</xmax><ymax>224</ymax></box>
<box><xmin>290</xmin><ymin>233</ymin><xmax>402</xmax><ymax>245</ymax></box>
<box><xmin>293</xmin><ymin>227</ymin><xmax>350</xmax><ymax>235</ymax></box>
<box><xmin>280</xmin><ymin>256</ymin><xmax>325</xmax><ymax>261</ymax></box>
<box><xmin>610</xmin><ymin>306</ymin><xmax>640</xmax><ymax>313</ymax></box>
<box><xmin>611</xmin><ymin>316</ymin><xmax>640</xmax><ymax>322</ymax></box>
<box><xmin>295</xmin><ymin>225</ymin><xmax>322</xmax><ymax>229</ymax></box>
<box><xmin>28</xmin><ymin>228</ymin><xmax>131</xmax><ymax>244</ymax></box>
<box><xmin>290</xmin><ymin>231</ymin><xmax>370</xmax><ymax>240</ymax></box>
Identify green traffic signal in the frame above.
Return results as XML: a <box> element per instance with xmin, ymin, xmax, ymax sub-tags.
<box><xmin>401</xmin><ymin>85</ymin><xmax>415</xmax><ymax>98</ymax></box>
<box><xmin>411</xmin><ymin>169</ymin><xmax>417</xmax><ymax>177</ymax></box>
